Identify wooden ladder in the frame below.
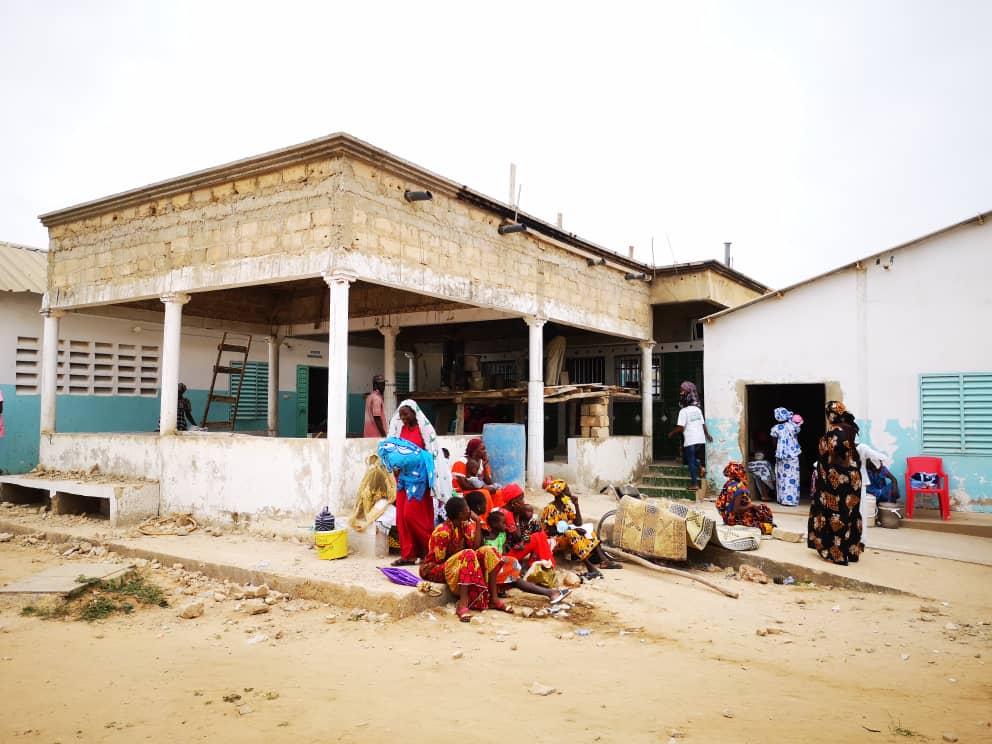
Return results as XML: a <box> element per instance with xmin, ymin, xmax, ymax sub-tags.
<box><xmin>201</xmin><ymin>332</ymin><xmax>253</xmax><ymax>430</ymax></box>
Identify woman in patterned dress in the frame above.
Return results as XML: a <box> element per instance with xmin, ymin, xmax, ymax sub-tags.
<box><xmin>807</xmin><ymin>401</ymin><xmax>864</xmax><ymax>566</ymax></box>
<box><xmin>541</xmin><ymin>479</ymin><xmax>621</xmax><ymax>576</ymax></box>
<box><xmin>715</xmin><ymin>462</ymin><xmax>775</xmax><ymax>534</ymax></box>
<box><xmin>419</xmin><ymin>496</ymin><xmax>505</xmax><ymax>622</ymax></box>
<box><xmin>770</xmin><ymin>407</ymin><xmax>803</xmax><ymax>506</ymax></box>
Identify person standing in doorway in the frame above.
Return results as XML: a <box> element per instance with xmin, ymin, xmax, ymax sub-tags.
<box><xmin>364</xmin><ymin>374</ymin><xmax>387</xmax><ymax>438</ymax></box>
<box><xmin>177</xmin><ymin>383</ymin><xmax>196</xmax><ymax>431</ymax></box>
<box><xmin>770</xmin><ymin>407</ymin><xmax>803</xmax><ymax>506</ymax></box>
<box><xmin>668</xmin><ymin>399</ymin><xmax>713</xmax><ymax>491</ymax></box>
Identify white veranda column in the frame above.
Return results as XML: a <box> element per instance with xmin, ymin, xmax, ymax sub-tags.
<box><xmin>640</xmin><ymin>340</ymin><xmax>656</xmax><ymax>439</ymax></box>
<box><xmin>525</xmin><ymin>316</ymin><xmax>547</xmax><ymax>489</ymax></box>
<box><xmin>404</xmin><ymin>352</ymin><xmax>416</xmax><ymax>393</ymax></box>
<box><xmin>39</xmin><ymin>307</ymin><xmax>64</xmax><ymax>434</ymax></box>
<box><xmin>324</xmin><ymin>270</ymin><xmax>357</xmax><ymax>509</ymax></box>
<box><xmin>266</xmin><ymin>334</ymin><xmax>281</xmax><ymax>437</ymax></box>
<box><xmin>379</xmin><ymin>325</ymin><xmax>400</xmax><ymax>423</ymax></box>
<box><xmin>159</xmin><ymin>293</ymin><xmax>190</xmax><ymax>435</ymax></box>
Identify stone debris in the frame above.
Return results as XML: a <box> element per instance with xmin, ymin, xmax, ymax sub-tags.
<box><xmin>519</xmin><ymin>607</ymin><xmax>534</xmax><ymax>619</ymax></box>
<box><xmin>942</xmin><ymin>734</ymin><xmax>958</xmax><ymax>742</ymax></box>
<box><xmin>245</xmin><ymin>633</ymin><xmax>269</xmax><ymax>645</ymax></box>
<box><xmin>738</xmin><ymin>565</ymin><xmax>769</xmax><ymax>584</ymax></box>
<box><xmin>245</xmin><ymin>600</ymin><xmax>270</xmax><ymax>615</ymax></box>
<box><xmin>213</xmin><ymin>592</ymin><xmax>227</xmax><ymax>602</ymax></box>
<box><xmin>179</xmin><ymin>601</ymin><xmax>204</xmax><ymax>619</ymax></box>
<box><xmin>0</xmin><ymin>533</ymin><xmax>13</xmax><ymax>543</ymax></box>
<box><xmin>452</xmin><ymin>650</ymin><xmax>464</xmax><ymax>660</ymax></box>
<box><xmin>722</xmin><ymin>709</ymin><xmax>734</xmax><ymax>719</ymax></box>
<box><xmin>920</xmin><ymin>604</ymin><xmax>942</xmax><ymax>613</ymax></box>
<box><xmin>528</xmin><ymin>682</ymin><xmax>556</xmax><ymax>696</ymax></box>
<box><xmin>324</xmin><ymin>614</ymin><xmax>337</xmax><ymax>624</ymax></box>
<box><xmin>237</xmin><ymin>705</ymin><xmax>253</xmax><ymax>716</ymax></box>
<box><xmin>944</xmin><ymin>622</ymin><xmax>960</xmax><ymax>631</ymax></box>
<box><xmin>349</xmin><ymin>608</ymin><xmax>368</xmax><ymax>621</ymax></box>
<box><xmin>244</xmin><ymin>584</ymin><xmax>269</xmax><ymax>599</ymax></box>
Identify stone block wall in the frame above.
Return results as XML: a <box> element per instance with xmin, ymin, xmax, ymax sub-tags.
<box><xmin>44</xmin><ymin>145</ymin><xmax>652</xmax><ymax>341</ymax></box>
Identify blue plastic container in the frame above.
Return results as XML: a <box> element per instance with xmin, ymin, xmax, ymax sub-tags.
<box><xmin>483</xmin><ymin>423</ymin><xmax>526</xmax><ymax>487</ymax></box>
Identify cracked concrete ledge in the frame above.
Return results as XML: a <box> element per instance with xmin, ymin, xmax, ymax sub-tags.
<box><xmin>697</xmin><ymin>544</ymin><xmax>916</xmax><ymax>596</ymax></box>
<box><xmin>0</xmin><ymin>519</ymin><xmax>448</xmax><ymax>618</ymax></box>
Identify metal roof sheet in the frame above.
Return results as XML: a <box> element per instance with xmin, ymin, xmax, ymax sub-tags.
<box><xmin>0</xmin><ymin>241</ymin><xmax>47</xmax><ymax>294</ymax></box>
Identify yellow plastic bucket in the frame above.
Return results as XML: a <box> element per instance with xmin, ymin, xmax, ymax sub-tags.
<box><xmin>315</xmin><ymin>529</ymin><xmax>347</xmax><ymax>560</ymax></box>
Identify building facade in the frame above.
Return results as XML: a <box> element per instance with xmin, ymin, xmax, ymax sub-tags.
<box><xmin>703</xmin><ymin>212</ymin><xmax>992</xmax><ymax>513</ymax></box>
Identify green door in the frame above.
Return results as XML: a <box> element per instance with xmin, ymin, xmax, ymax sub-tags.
<box><xmin>295</xmin><ymin>365</ymin><xmax>309</xmax><ymax>437</ymax></box>
<box><xmin>655</xmin><ymin>351</ymin><xmax>704</xmax><ymax>459</ymax></box>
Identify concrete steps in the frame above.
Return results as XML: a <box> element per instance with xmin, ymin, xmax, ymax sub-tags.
<box><xmin>634</xmin><ymin>462</ymin><xmax>701</xmax><ymax>501</ymax></box>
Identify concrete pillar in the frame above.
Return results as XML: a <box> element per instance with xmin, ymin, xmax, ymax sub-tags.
<box><xmin>39</xmin><ymin>307</ymin><xmax>64</xmax><ymax>434</ymax></box>
<box><xmin>640</xmin><ymin>340</ymin><xmax>656</xmax><ymax>439</ymax></box>
<box><xmin>525</xmin><ymin>316</ymin><xmax>547</xmax><ymax>489</ymax></box>
<box><xmin>405</xmin><ymin>352</ymin><xmax>416</xmax><ymax>393</ymax></box>
<box><xmin>159</xmin><ymin>293</ymin><xmax>191</xmax><ymax>435</ymax></box>
<box><xmin>266</xmin><ymin>334</ymin><xmax>281</xmax><ymax>437</ymax></box>
<box><xmin>324</xmin><ymin>270</ymin><xmax>357</xmax><ymax>508</ymax></box>
<box><xmin>379</xmin><ymin>325</ymin><xmax>400</xmax><ymax>423</ymax></box>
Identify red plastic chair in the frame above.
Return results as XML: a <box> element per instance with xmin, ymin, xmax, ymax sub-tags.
<box><xmin>904</xmin><ymin>456</ymin><xmax>950</xmax><ymax>520</ymax></box>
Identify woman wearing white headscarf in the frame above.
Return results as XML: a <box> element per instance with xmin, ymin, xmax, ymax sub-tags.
<box><xmin>384</xmin><ymin>399</ymin><xmax>452</xmax><ymax>565</ymax></box>
<box><xmin>770</xmin><ymin>406</ymin><xmax>802</xmax><ymax>506</ymax></box>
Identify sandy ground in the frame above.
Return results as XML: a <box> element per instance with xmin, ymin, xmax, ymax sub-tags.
<box><xmin>1</xmin><ymin>537</ymin><xmax>991</xmax><ymax>744</ymax></box>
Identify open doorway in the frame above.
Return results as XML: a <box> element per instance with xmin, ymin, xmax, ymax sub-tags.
<box><xmin>745</xmin><ymin>383</ymin><xmax>826</xmax><ymax>503</ymax></box>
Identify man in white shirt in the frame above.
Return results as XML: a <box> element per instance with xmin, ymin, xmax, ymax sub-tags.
<box><xmin>668</xmin><ymin>403</ymin><xmax>713</xmax><ymax>490</ymax></box>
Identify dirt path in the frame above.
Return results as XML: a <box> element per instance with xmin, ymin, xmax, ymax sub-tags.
<box><xmin>1</xmin><ymin>541</ymin><xmax>990</xmax><ymax>744</ymax></box>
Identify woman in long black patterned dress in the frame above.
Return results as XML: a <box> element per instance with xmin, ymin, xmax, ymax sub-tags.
<box><xmin>807</xmin><ymin>401</ymin><xmax>863</xmax><ymax>565</ymax></box>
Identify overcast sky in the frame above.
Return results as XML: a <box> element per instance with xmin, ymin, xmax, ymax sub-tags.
<box><xmin>1</xmin><ymin>1</ymin><xmax>989</xmax><ymax>288</ymax></box>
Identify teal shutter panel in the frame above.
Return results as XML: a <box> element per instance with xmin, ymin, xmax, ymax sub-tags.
<box><xmin>920</xmin><ymin>373</ymin><xmax>992</xmax><ymax>455</ymax></box>
<box><xmin>229</xmin><ymin>362</ymin><xmax>269</xmax><ymax>420</ymax></box>
<box><xmin>296</xmin><ymin>365</ymin><xmax>309</xmax><ymax>437</ymax></box>
<box><xmin>963</xmin><ymin>373</ymin><xmax>992</xmax><ymax>455</ymax></box>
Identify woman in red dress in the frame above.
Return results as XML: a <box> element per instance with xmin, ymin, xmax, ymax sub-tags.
<box><xmin>389</xmin><ymin>403</ymin><xmax>438</xmax><ymax>566</ymax></box>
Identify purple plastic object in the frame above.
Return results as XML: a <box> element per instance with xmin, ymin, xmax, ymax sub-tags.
<box><xmin>378</xmin><ymin>567</ymin><xmax>420</xmax><ymax>587</ymax></box>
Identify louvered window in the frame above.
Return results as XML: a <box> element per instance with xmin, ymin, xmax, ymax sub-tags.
<box><xmin>920</xmin><ymin>373</ymin><xmax>992</xmax><ymax>455</ymax></box>
<box><xmin>230</xmin><ymin>361</ymin><xmax>269</xmax><ymax>420</ymax></box>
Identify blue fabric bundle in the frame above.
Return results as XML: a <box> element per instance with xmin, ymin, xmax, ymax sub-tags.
<box><xmin>377</xmin><ymin>437</ymin><xmax>435</xmax><ymax>501</ymax></box>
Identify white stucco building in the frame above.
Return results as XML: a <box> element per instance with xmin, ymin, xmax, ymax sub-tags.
<box><xmin>702</xmin><ymin>211</ymin><xmax>992</xmax><ymax>513</ymax></box>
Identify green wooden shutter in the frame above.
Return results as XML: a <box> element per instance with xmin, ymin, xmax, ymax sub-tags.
<box><xmin>920</xmin><ymin>374</ymin><xmax>964</xmax><ymax>452</ymax></box>
<box><xmin>296</xmin><ymin>365</ymin><xmax>309</xmax><ymax>437</ymax></box>
<box><xmin>229</xmin><ymin>362</ymin><xmax>268</xmax><ymax>421</ymax></box>
<box><xmin>963</xmin><ymin>373</ymin><xmax>992</xmax><ymax>454</ymax></box>
<box><xmin>921</xmin><ymin>373</ymin><xmax>992</xmax><ymax>455</ymax></box>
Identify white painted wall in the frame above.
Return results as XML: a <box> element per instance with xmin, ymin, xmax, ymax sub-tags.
<box><xmin>704</xmin><ymin>218</ymin><xmax>992</xmax><ymax>511</ymax></box>
<box><xmin>41</xmin><ymin>431</ymin><xmax>479</xmax><ymax>523</ymax></box>
<box><xmin>551</xmin><ymin>436</ymin><xmax>651</xmax><ymax>492</ymax></box>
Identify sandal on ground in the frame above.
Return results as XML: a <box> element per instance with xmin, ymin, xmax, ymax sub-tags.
<box><xmin>456</xmin><ymin>607</ymin><xmax>472</xmax><ymax>622</ymax></box>
<box><xmin>599</xmin><ymin>561</ymin><xmax>623</xmax><ymax>570</ymax></box>
<box><xmin>549</xmin><ymin>588</ymin><xmax>572</xmax><ymax>604</ymax></box>
<box><xmin>488</xmin><ymin>599</ymin><xmax>513</xmax><ymax>613</ymax></box>
<box><xmin>391</xmin><ymin>558</ymin><xmax>416</xmax><ymax>566</ymax></box>
<box><xmin>583</xmin><ymin>569</ymin><xmax>604</xmax><ymax>580</ymax></box>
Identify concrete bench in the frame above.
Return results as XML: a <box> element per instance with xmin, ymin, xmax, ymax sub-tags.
<box><xmin>0</xmin><ymin>475</ymin><xmax>159</xmax><ymax>528</ymax></box>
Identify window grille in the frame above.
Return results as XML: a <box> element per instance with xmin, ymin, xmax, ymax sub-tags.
<box><xmin>565</xmin><ymin>356</ymin><xmax>605</xmax><ymax>385</ymax></box>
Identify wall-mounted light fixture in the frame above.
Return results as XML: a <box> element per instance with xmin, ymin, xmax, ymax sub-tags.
<box><xmin>404</xmin><ymin>190</ymin><xmax>433</xmax><ymax>202</ymax></box>
<box><xmin>587</xmin><ymin>257</ymin><xmax>606</xmax><ymax>266</ymax></box>
<box><xmin>624</xmin><ymin>272</ymin><xmax>649</xmax><ymax>281</ymax></box>
<box><xmin>498</xmin><ymin>223</ymin><xmax>526</xmax><ymax>235</ymax></box>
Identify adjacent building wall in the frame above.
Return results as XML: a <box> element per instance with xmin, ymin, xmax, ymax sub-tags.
<box><xmin>704</xmin><ymin>219</ymin><xmax>992</xmax><ymax>511</ymax></box>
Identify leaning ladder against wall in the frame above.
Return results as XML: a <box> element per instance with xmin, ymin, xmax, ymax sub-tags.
<box><xmin>201</xmin><ymin>332</ymin><xmax>252</xmax><ymax>430</ymax></box>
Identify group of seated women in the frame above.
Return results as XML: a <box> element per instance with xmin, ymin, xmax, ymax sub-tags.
<box><xmin>421</xmin><ymin>443</ymin><xmax>622</xmax><ymax>621</ymax></box>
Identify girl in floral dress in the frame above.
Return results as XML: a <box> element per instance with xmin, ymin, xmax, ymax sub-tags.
<box><xmin>716</xmin><ymin>462</ymin><xmax>775</xmax><ymax>534</ymax></box>
<box><xmin>419</xmin><ymin>496</ymin><xmax>504</xmax><ymax>622</ymax></box>
<box><xmin>541</xmin><ymin>479</ymin><xmax>621</xmax><ymax>577</ymax></box>
<box><xmin>770</xmin><ymin>407</ymin><xmax>803</xmax><ymax>506</ymax></box>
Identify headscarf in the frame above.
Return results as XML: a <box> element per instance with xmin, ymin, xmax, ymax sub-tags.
<box><xmin>465</xmin><ymin>437</ymin><xmax>484</xmax><ymax>457</ymax></box>
<box><xmin>774</xmin><ymin>407</ymin><xmax>792</xmax><ymax>422</ymax></box>
<box><xmin>825</xmin><ymin>400</ymin><xmax>848</xmax><ymax>425</ymax></box>
<box><xmin>723</xmin><ymin>462</ymin><xmax>747</xmax><ymax>482</ymax></box>
<box><xmin>679</xmin><ymin>381</ymin><xmax>700</xmax><ymax>408</ymax></box>
<box><xmin>545</xmin><ymin>478</ymin><xmax>568</xmax><ymax>497</ymax></box>
<box><xmin>494</xmin><ymin>482</ymin><xmax>524</xmax><ymax>509</ymax></box>
<box><xmin>388</xmin><ymin>399</ymin><xmax>452</xmax><ymax>502</ymax></box>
